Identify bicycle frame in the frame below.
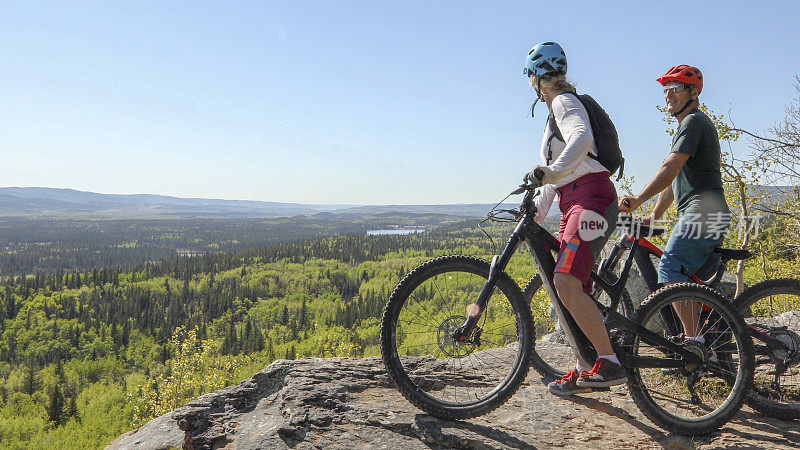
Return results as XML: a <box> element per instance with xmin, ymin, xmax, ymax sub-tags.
<box><xmin>456</xmin><ymin>186</ymin><xmax>704</xmax><ymax>370</ymax></box>
<box><xmin>607</xmin><ymin>233</ymin><xmax>786</xmax><ymax>358</ymax></box>
<box><xmin>607</xmin><ymin>234</ymin><xmax>726</xmax><ymax>292</ymax></box>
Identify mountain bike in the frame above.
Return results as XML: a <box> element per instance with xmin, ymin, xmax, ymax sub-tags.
<box><xmin>380</xmin><ymin>178</ymin><xmax>754</xmax><ymax>435</ymax></box>
<box><xmin>563</xmin><ymin>222</ymin><xmax>800</xmax><ymax>419</ymax></box>
<box><xmin>524</xmin><ymin>220</ymin><xmax>735</xmax><ymax>381</ymax></box>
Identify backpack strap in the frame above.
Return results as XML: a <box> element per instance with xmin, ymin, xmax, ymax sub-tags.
<box><xmin>546</xmin><ymin>112</ymin><xmax>561</xmax><ymax>165</ymax></box>
<box><xmin>584</xmin><ymin>151</ymin><xmax>624</xmax><ymax>180</ymax></box>
<box><xmin>546</xmin><ymin>108</ymin><xmax>569</xmax><ymax>165</ymax></box>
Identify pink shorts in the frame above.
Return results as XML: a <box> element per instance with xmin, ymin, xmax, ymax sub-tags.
<box><xmin>554</xmin><ymin>172</ymin><xmax>618</xmax><ymax>292</ymax></box>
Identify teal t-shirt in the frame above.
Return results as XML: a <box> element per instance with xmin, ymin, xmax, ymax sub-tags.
<box><xmin>670</xmin><ymin>108</ymin><xmax>724</xmax><ymax>211</ymax></box>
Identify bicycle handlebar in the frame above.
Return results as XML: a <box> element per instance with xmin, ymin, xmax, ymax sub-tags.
<box><xmin>513</xmin><ymin>169</ymin><xmax>545</xmax><ymax>195</ymax></box>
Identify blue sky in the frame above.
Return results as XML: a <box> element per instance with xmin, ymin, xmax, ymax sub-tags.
<box><xmin>1</xmin><ymin>1</ymin><xmax>798</xmax><ymax>204</ymax></box>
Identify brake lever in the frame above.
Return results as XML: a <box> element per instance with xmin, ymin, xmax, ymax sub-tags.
<box><xmin>516</xmin><ymin>168</ymin><xmax>545</xmax><ymax>194</ymax></box>
<box><xmin>511</xmin><ymin>185</ymin><xmax>527</xmax><ymax>195</ymax></box>
<box><xmin>512</xmin><ymin>180</ymin><xmax>542</xmax><ymax>195</ymax></box>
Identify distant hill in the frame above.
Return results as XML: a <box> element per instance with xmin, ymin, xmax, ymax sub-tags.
<box><xmin>0</xmin><ymin>187</ymin><xmax>548</xmax><ymax>219</ymax></box>
<box><xmin>330</xmin><ymin>204</ymin><xmax>532</xmax><ymax>217</ymax></box>
<box><xmin>4</xmin><ymin>186</ymin><xmax>791</xmax><ymax>219</ymax></box>
<box><xmin>0</xmin><ymin>187</ymin><xmax>357</xmax><ymax>218</ymax></box>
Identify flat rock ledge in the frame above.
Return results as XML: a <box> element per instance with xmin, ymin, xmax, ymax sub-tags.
<box><xmin>107</xmin><ymin>355</ymin><xmax>800</xmax><ymax>449</ymax></box>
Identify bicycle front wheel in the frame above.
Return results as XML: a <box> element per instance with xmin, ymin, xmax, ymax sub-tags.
<box><xmin>625</xmin><ymin>283</ymin><xmax>754</xmax><ymax>435</ymax></box>
<box><xmin>380</xmin><ymin>255</ymin><xmax>534</xmax><ymax>419</ymax></box>
<box><xmin>734</xmin><ymin>278</ymin><xmax>800</xmax><ymax>419</ymax></box>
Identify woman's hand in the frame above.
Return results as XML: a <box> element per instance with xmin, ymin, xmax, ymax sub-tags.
<box><xmin>524</xmin><ymin>166</ymin><xmax>556</xmax><ymax>185</ymax></box>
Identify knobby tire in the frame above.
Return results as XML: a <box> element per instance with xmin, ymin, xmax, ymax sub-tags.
<box><xmin>625</xmin><ymin>283</ymin><xmax>754</xmax><ymax>435</ymax></box>
<box><xmin>380</xmin><ymin>255</ymin><xmax>534</xmax><ymax>419</ymax></box>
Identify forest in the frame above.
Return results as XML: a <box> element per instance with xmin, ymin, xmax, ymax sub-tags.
<box><xmin>0</xmin><ymin>199</ymin><xmax>795</xmax><ymax>448</ymax></box>
<box><xmin>0</xmin><ymin>213</ymin><xmax>463</xmax><ymax>276</ymax></box>
<box><xmin>0</xmin><ymin>213</ymin><xmax>547</xmax><ymax>448</ymax></box>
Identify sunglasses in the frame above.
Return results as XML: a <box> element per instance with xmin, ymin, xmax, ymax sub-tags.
<box><xmin>663</xmin><ymin>84</ymin><xmax>686</xmax><ymax>94</ymax></box>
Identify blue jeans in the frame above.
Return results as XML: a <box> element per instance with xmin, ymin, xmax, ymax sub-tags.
<box><xmin>657</xmin><ymin>191</ymin><xmax>730</xmax><ymax>283</ymax></box>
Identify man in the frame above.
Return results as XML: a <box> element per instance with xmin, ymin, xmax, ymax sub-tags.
<box><xmin>619</xmin><ymin>65</ymin><xmax>730</xmax><ymax>341</ymax></box>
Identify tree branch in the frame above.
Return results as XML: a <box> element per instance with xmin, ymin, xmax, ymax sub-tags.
<box><xmin>730</xmin><ymin>128</ymin><xmax>799</xmax><ymax>148</ymax></box>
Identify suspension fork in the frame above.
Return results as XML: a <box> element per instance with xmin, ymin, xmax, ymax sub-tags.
<box><xmin>452</xmin><ymin>216</ymin><xmax>526</xmax><ymax>341</ymax></box>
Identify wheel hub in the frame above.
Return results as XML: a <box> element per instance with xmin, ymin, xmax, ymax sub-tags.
<box><xmin>438</xmin><ymin>316</ymin><xmax>480</xmax><ymax>357</ymax></box>
<box><xmin>681</xmin><ymin>339</ymin><xmax>709</xmax><ymax>373</ymax></box>
<box><xmin>770</xmin><ymin>327</ymin><xmax>800</xmax><ymax>366</ymax></box>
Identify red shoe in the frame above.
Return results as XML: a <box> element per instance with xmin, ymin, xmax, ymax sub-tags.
<box><xmin>547</xmin><ymin>370</ymin><xmax>591</xmax><ymax>396</ymax></box>
<box><xmin>576</xmin><ymin>358</ymin><xmax>627</xmax><ymax>388</ymax></box>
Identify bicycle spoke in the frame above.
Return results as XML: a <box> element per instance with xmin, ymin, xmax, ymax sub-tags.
<box><xmin>626</xmin><ymin>284</ymin><xmax>753</xmax><ymax>433</ymax></box>
<box><xmin>383</xmin><ymin>256</ymin><xmax>532</xmax><ymax>414</ymax></box>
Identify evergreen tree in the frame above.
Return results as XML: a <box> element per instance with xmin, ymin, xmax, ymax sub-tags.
<box><xmin>22</xmin><ymin>358</ymin><xmax>40</xmax><ymax>395</ymax></box>
<box><xmin>222</xmin><ymin>317</ymin><xmax>238</xmax><ymax>355</ymax></box>
<box><xmin>66</xmin><ymin>395</ymin><xmax>79</xmax><ymax>423</ymax></box>
<box><xmin>265</xmin><ymin>337</ymin><xmax>275</xmax><ymax>362</ymax></box>
<box><xmin>55</xmin><ymin>360</ymin><xmax>67</xmax><ymax>386</ymax></box>
<box><xmin>47</xmin><ymin>385</ymin><xmax>65</xmax><ymax>425</ymax></box>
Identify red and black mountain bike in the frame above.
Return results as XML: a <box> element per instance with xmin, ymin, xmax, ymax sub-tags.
<box><xmin>526</xmin><ymin>219</ymin><xmax>800</xmax><ymax>419</ymax></box>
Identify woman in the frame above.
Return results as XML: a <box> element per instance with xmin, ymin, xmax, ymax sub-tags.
<box><xmin>523</xmin><ymin>42</ymin><xmax>623</xmax><ymax>396</ymax></box>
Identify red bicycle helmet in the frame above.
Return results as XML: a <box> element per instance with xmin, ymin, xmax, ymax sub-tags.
<box><xmin>657</xmin><ymin>65</ymin><xmax>703</xmax><ymax>93</ymax></box>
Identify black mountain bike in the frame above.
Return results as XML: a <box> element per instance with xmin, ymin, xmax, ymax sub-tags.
<box><xmin>380</xmin><ymin>179</ymin><xmax>754</xmax><ymax>436</ymax></box>
<box><xmin>582</xmin><ymin>225</ymin><xmax>800</xmax><ymax>419</ymax></box>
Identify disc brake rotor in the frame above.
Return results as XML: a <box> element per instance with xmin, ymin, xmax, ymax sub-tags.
<box><xmin>437</xmin><ymin>316</ymin><xmax>479</xmax><ymax>357</ymax></box>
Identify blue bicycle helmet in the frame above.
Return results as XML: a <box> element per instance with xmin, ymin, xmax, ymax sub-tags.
<box><xmin>524</xmin><ymin>42</ymin><xmax>567</xmax><ymax>78</ymax></box>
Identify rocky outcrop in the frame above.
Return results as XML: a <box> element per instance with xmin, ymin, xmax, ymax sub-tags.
<box><xmin>107</xmin><ymin>350</ymin><xmax>800</xmax><ymax>450</ymax></box>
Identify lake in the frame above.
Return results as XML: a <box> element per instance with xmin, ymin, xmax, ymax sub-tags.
<box><xmin>366</xmin><ymin>229</ymin><xmax>425</xmax><ymax>235</ymax></box>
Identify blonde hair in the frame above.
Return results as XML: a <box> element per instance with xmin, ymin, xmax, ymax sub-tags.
<box><xmin>529</xmin><ymin>72</ymin><xmax>576</xmax><ymax>94</ymax></box>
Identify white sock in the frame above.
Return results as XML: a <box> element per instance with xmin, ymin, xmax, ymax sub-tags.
<box><xmin>598</xmin><ymin>354</ymin><xmax>620</xmax><ymax>365</ymax></box>
<box><xmin>576</xmin><ymin>363</ymin><xmax>592</xmax><ymax>373</ymax></box>
<box><xmin>686</xmin><ymin>335</ymin><xmax>706</xmax><ymax>344</ymax></box>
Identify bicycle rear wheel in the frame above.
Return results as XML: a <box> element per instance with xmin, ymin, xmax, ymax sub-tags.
<box><xmin>625</xmin><ymin>283</ymin><xmax>754</xmax><ymax>435</ymax></box>
<box><xmin>523</xmin><ymin>274</ymin><xmax>634</xmax><ymax>380</ymax></box>
<box><xmin>380</xmin><ymin>255</ymin><xmax>534</xmax><ymax>419</ymax></box>
<box><xmin>734</xmin><ymin>278</ymin><xmax>800</xmax><ymax>419</ymax></box>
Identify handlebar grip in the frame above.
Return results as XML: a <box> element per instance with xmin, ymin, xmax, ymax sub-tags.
<box><xmin>622</xmin><ymin>199</ymin><xmax>631</xmax><ymax>208</ymax></box>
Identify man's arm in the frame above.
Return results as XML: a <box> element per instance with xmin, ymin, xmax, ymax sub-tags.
<box><xmin>619</xmin><ymin>152</ymin><xmax>689</xmax><ymax>212</ymax></box>
<box><xmin>641</xmin><ymin>185</ymin><xmax>674</xmax><ymax>224</ymax></box>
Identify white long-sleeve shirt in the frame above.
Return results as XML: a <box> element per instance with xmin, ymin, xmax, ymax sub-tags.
<box><xmin>533</xmin><ymin>93</ymin><xmax>608</xmax><ymax>222</ymax></box>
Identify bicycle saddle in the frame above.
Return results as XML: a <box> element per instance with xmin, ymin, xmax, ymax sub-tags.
<box><xmin>713</xmin><ymin>248</ymin><xmax>752</xmax><ymax>260</ymax></box>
